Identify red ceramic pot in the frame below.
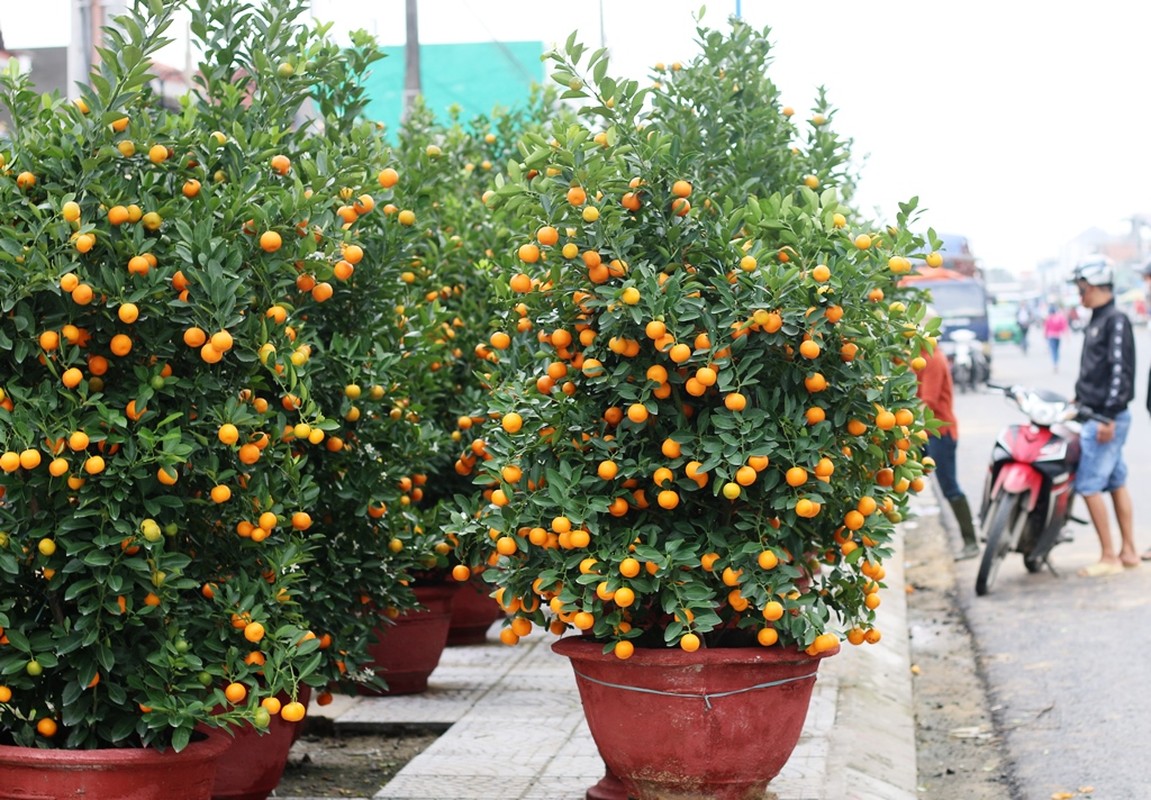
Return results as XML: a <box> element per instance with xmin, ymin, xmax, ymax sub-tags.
<box><xmin>552</xmin><ymin>636</ymin><xmax>837</xmax><ymax>800</ymax></box>
<box><xmin>362</xmin><ymin>584</ymin><xmax>455</xmax><ymax>695</ymax></box>
<box><xmin>208</xmin><ymin>686</ymin><xmax>312</xmax><ymax>800</ymax></box>
<box><xmin>584</xmin><ymin>761</ymin><xmax>629</xmax><ymax>800</ymax></box>
<box><xmin>446</xmin><ymin>577</ymin><xmax>504</xmax><ymax>646</ymax></box>
<box><xmin>0</xmin><ymin>733</ymin><xmax>232</xmax><ymax>800</ymax></box>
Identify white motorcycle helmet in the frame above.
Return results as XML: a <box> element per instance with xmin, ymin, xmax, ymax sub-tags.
<box><xmin>1070</xmin><ymin>255</ymin><xmax>1114</xmax><ymax>286</ymax></box>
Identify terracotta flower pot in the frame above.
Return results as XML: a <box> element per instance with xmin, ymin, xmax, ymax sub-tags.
<box><xmin>0</xmin><ymin>733</ymin><xmax>232</xmax><ymax>800</ymax></box>
<box><xmin>362</xmin><ymin>584</ymin><xmax>456</xmax><ymax>695</ymax></box>
<box><xmin>446</xmin><ymin>576</ymin><xmax>504</xmax><ymax>646</ymax></box>
<box><xmin>552</xmin><ymin>636</ymin><xmax>837</xmax><ymax>800</ymax></box>
<box><xmin>583</xmin><ymin>761</ymin><xmax>630</xmax><ymax>800</ymax></box>
<box><xmin>206</xmin><ymin>686</ymin><xmax>312</xmax><ymax>800</ymax></box>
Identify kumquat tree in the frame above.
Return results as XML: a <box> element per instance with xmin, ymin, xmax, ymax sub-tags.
<box><xmin>0</xmin><ymin>0</ymin><xmax>444</xmax><ymax>749</ymax></box>
<box><xmin>448</xmin><ymin>16</ymin><xmax>945</xmax><ymax>658</ymax></box>
<box><xmin>383</xmin><ymin>94</ymin><xmax>574</xmax><ymax>517</ymax></box>
<box><xmin>237</xmin><ymin>45</ymin><xmax>458</xmax><ymax>697</ymax></box>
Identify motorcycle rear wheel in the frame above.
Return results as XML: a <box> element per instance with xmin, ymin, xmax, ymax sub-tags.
<box><xmin>975</xmin><ymin>493</ymin><xmax>1029</xmax><ymax>596</ymax></box>
<box><xmin>953</xmin><ymin>364</ymin><xmax>972</xmax><ymax>393</ymax></box>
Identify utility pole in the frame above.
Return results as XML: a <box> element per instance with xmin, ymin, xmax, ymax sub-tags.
<box><xmin>68</xmin><ymin>0</ymin><xmax>92</xmax><ymax>95</ymax></box>
<box><xmin>402</xmin><ymin>0</ymin><xmax>421</xmax><ymax>121</ymax></box>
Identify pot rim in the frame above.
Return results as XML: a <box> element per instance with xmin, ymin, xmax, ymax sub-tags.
<box><xmin>0</xmin><ymin>731</ymin><xmax>233</xmax><ymax>765</ymax></box>
<box><xmin>551</xmin><ymin>633</ymin><xmax>839</xmax><ymax>666</ymax></box>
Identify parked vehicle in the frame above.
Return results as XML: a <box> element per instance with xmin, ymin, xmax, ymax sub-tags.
<box><xmin>974</xmin><ymin>385</ymin><xmax>1099</xmax><ymax>595</ymax></box>
<box><xmin>901</xmin><ymin>266</ymin><xmax>992</xmax><ymax>385</ymax></box>
<box><xmin>1116</xmin><ymin>287</ymin><xmax>1149</xmax><ymax>326</ymax></box>
<box><xmin>948</xmin><ymin>328</ymin><xmax>989</xmax><ymax>392</ymax></box>
<box><xmin>934</xmin><ymin>233</ymin><xmax>978</xmax><ymax>277</ymax></box>
<box><xmin>989</xmin><ymin>300</ymin><xmax>1024</xmax><ymax>345</ymax></box>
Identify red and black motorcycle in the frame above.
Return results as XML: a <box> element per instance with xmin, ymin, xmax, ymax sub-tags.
<box><xmin>974</xmin><ymin>384</ymin><xmax>1101</xmax><ymax>596</ymax></box>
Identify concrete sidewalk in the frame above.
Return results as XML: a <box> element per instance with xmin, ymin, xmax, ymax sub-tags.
<box><xmin>279</xmin><ymin>518</ymin><xmax>926</xmax><ymax>800</ymax></box>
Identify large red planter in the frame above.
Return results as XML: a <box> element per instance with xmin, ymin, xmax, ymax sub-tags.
<box><xmin>0</xmin><ymin>733</ymin><xmax>232</xmax><ymax>800</ymax></box>
<box><xmin>362</xmin><ymin>584</ymin><xmax>455</xmax><ymax>695</ymax></box>
<box><xmin>552</xmin><ymin>636</ymin><xmax>837</xmax><ymax>800</ymax></box>
<box><xmin>446</xmin><ymin>577</ymin><xmax>504</xmax><ymax>646</ymax></box>
<box><xmin>207</xmin><ymin>686</ymin><xmax>311</xmax><ymax>800</ymax></box>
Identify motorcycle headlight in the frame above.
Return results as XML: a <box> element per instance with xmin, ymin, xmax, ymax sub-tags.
<box><xmin>1019</xmin><ymin>392</ymin><xmax>1063</xmax><ymax>426</ymax></box>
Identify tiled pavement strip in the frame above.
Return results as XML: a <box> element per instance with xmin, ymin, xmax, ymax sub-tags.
<box><xmin>278</xmin><ymin>502</ymin><xmax>933</xmax><ymax>800</ymax></box>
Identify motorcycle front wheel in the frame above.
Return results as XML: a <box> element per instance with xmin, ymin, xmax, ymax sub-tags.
<box><xmin>975</xmin><ymin>492</ymin><xmax>1029</xmax><ymax>596</ymax></box>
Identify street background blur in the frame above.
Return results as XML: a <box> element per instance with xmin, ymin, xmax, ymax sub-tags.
<box><xmin>949</xmin><ymin>329</ymin><xmax>1151</xmax><ymax>798</ymax></box>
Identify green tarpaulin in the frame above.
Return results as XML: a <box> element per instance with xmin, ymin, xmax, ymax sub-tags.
<box><xmin>362</xmin><ymin>41</ymin><xmax>543</xmax><ymax>133</ymax></box>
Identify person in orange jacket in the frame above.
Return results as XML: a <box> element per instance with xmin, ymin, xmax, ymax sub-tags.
<box><xmin>918</xmin><ymin>326</ymin><xmax>979</xmax><ymax>560</ymax></box>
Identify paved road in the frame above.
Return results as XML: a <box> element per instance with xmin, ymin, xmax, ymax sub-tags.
<box><xmin>950</xmin><ymin>327</ymin><xmax>1151</xmax><ymax>799</ymax></box>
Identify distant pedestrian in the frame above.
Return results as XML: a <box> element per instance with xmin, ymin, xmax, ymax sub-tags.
<box><xmin>1015</xmin><ymin>302</ymin><xmax>1032</xmax><ymax>354</ymax></box>
<box><xmin>1043</xmin><ymin>305</ymin><xmax>1068</xmax><ymax>372</ymax></box>
<box><xmin>917</xmin><ymin>311</ymin><xmax>979</xmax><ymax>560</ymax></box>
<box><xmin>1068</xmin><ymin>257</ymin><xmax>1138</xmax><ymax>576</ymax></box>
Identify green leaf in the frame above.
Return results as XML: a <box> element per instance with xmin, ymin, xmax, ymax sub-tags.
<box><xmin>64</xmin><ymin>578</ymin><xmax>99</xmax><ymax>601</ymax></box>
<box><xmin>171</xmin><ymin>726</ymin><xmax>192</xmax><ymax>753</ymax></box>
<box><xmin>81</xmin><ymin>550</ymin><xmax>114</xmax><ymax>568</ymax></box>
<box><xmin>96</xmin><ymin>644</ymin><xmax>114</xmax><ymax>673</ymax></box>
<box><xmin>2</xmin><ymin>628</ymin><xmax>30</xmax><ymax>653</ymax></box>
<box><xmin>592</xmin><ymin>56</ymin><xmax>610</xmax><ymax>85</ymax></box>
<box><xmin>61</xmin><ymin>678</ymin><xmax>84</xmax><ymax>708</ymax></box>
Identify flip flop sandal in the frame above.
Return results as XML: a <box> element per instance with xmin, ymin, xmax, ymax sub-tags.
<box><xmin>1077</xmin><ymin>562</ymin><xmax>1124</xmax><ymax>578</ymax></box>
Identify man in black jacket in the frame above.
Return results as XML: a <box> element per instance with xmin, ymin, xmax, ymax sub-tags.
<box><xmin>1070</xmin><ymin>256</ymin><xmax>1137</xmax><ymax>576</ymax></box>
<box><xmin>1142</xmin><ymin>261</ymin><xmax>1151</xmax><ymax>560</ymax></box>
<box><xmin>1145</xmin><ymin>260</ymin><xmax>1151</xmax><ymax>421</ymax></box>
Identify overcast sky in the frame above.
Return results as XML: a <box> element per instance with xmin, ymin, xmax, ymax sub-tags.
<box><xmin>6</xmin><ymin>1</ymin><xmax>1151</xmax><ymax>275</ymax></box>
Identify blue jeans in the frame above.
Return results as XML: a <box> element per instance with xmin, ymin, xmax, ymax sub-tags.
<box><xmin>926</xmin><ymin>434</ymin><xmax>965</xmax><ymax>501</ymax></box>
<box><xmin>1076</xmin><ymin>410</ymin><xmax>1131</xmax><ymax>495</ymax></box>
<box><xmin>1047</xmin><ymin>337</ymin><xmax>1060</xmax><ymax>367</ymax></box>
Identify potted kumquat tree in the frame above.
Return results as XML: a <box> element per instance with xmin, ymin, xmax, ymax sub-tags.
<box><xmin>448</xmin><ymin>15</ymin><xmax>941</xmax><ymax>800</ymax></box>
<box><xmin>382</xmin><ymin>94</ymin><xmax>574</xmax><ymax>645</ymax></box>
<box><xmin>294</xmin><ymin>127</ymin><xmax>468</xmax><ymax>697</ymax></box>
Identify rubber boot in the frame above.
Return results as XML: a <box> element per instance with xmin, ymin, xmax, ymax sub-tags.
<box><xmin>949</xmin><ymin>496</ymin><xmax>980</xmax><ymax>561</ymax></box>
